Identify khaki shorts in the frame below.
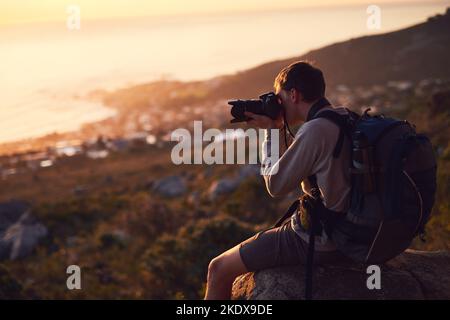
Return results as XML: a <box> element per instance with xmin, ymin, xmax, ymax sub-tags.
<box><xmin>238</xmin><ymin>220</ymin><xmax>349</xmax><ymax>272</ymax></box>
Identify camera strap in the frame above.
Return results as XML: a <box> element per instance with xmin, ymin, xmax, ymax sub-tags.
<box><xmin>283</xmin><ymin>111</ymin><xmax>296</xmax><ymax>142</ymax></box>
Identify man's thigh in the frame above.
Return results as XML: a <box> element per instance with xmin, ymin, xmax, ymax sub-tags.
<box><xmin>238</xmin><ymin>221</ymin><xmax>347</xmax><ymax>272</ymax></box>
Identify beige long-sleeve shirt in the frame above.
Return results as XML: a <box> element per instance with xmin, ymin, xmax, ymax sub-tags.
<box><xmin>261</xmin><ymin>106</ymin><xmax>352</xmax><ymax>251</ymax></box>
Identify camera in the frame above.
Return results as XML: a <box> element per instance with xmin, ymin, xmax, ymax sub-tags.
<box><xmin>228</xmin><ymin>92</ymin><xmax>283</xmax><ymax>123</ymax></box>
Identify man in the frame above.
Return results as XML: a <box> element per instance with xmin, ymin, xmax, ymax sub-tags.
<box><xmin>204</xmin><ymin>61</ymin><xmax>351</xmax><ymax>300</ymax></box>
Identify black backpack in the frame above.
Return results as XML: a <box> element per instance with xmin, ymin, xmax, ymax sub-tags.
<box><xmin>317</xmin><ymin>108</ymin><xmax>437</xmax><ymax>264</ymax></box>
<box><xmin>274</xmin><ymin>99</ymin><xmax>437</xmax><ymax>299</ymax></box>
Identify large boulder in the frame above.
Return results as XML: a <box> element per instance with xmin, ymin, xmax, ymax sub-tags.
<box><xmin>0</xmin><ymin>200</ymin><xmax>48</xmax><ymax>260</ymax></box>
<box><xmin>232</xmin><ymin>250</ymin><xmax>450</xmax><ymax>300</ymax></box>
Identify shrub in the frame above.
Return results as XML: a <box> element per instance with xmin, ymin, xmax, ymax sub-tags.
<box><xmin>141</xmin><ymin>215</ymin><xmax>255</xmax><ymax>299</ymax></box>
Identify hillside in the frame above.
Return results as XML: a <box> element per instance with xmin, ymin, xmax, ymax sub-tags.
<box><xmin>212</xmin><ymin>8</ymin><xmax>450</xmax><ymax>99</ymax></box>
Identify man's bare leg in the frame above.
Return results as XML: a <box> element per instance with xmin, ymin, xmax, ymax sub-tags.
<box><xmin>204</xmin><ymin>243</ymin><xmax>248</xmax><ymax>300</ymax></box>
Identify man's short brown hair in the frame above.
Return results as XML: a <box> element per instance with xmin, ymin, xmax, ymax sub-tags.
<box><xmin>274</xmin><ymin>61</ymin><xmax>326</xmax><ymax>102</ymax></box>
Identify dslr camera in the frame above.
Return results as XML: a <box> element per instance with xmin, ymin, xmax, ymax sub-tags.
<box><xmin>228</xmin><ymin>92</ymin><xmax>283</xmax><ymax>123</ymax></box>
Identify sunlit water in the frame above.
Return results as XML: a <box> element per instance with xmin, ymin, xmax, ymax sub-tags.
<box><xmin>0</xmin><ymin>3</ymin><xmax>448</xmax><ymax>143</ymax></box>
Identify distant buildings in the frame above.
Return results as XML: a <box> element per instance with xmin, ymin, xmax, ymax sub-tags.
<box><xmin>1</xmin><ymin>78</ymin><xmax>448</xmax><ymax>180</ymax></box>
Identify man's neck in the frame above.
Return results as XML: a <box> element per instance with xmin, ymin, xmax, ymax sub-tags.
<box><xmin>298</xmin><ymin>101</ymin><xmax>315</xmax><ymax>123</ymax></box>
<box><xmin>291</xmin><ymin>98</ymin><xmax>333</xmax><ymax>126</ymax></box>
<box><xmin>299</xmin><ymin>98</ymin><xmax>323</xmax><ymax>123</ymax></box>
<box><xmin>303</xmin><ymin>98</ymin><xmax>333</xmax><ymax>122</ymax></box>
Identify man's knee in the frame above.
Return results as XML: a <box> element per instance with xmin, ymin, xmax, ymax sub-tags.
<box><xmin>207</xmin><ymin>256</ymin><xmax>226</xmax><ymax>282</ymax></box>
<box><xmin>208</xmin><ymin>252</ymin><xmax>241</xmax><ymax>283</ymax></box>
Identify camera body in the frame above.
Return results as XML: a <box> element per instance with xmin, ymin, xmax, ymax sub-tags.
<box><xmin>228</xmin><ymin>92</ymin><xmax>283</xmax><ymax>123</ymax></box>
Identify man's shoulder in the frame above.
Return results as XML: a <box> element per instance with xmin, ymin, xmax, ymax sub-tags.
<box><xmin>297</xmin><ymin>106</ymin><xmax>348</xmax><ymax>138</ymax></box>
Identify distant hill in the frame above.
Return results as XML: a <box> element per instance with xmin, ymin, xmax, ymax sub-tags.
<box><xmin>213</xmin><ymin>8</ymin><xmax>450</xmax><ymax>99</ymax></box>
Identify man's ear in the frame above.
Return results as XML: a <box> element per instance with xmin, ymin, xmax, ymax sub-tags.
<box><xmin>290</xmin><ymin>88</ymin><xmax>302</xmax><ymax>103</ymax></box>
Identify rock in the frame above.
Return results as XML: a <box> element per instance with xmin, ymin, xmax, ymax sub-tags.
<box><xmin>0</xmin><ymin>202</ymin><xmax>48</xmax><ymax>260</ymax></box>
<box><xmin>208</xmin><ymin>178</ymin><xmax>240</xmax><ymax>201</ymax></box>
<box><xmin>0</xmin><ymin>200</ymin><xmax>29</xmax><ymax>230</ymax></box>
<box><xmin>111</xmin><ymin>229</ymin><xmax>129</xmax><ymax>243</ymax></box>
<box><xmin>207</xmin><ymin>165</ymin><xmax>261</xmax><ymax>201</ymax></box>
<box><xmin>232</xmin><ymin>250</ymin><xmax>450</xmax><ymax>300</ymax></box>
<box><xmin>99</xmin><ymin>230</ymin><xmax>128</xmax><ymax>249</ymax></box>
<box><xmin>152</xmin><ymin>175</ymin><xmax>186</xmax><ymax>197</ymax></box>
<box><xmin>238</xmin><ymin>165</ymin><xmax>261</xmax><ymax>181</ymax></box>
<box><xmin>206</xmin><ymin>165</ymin><xmax>261</xmax><ymax>201</ymax></box>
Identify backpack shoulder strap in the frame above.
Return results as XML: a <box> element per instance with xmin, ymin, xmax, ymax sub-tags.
<box><xmin>312</xmin><ymin>110</ymin><xmax>353</xmax><ymax>158</ymax></box>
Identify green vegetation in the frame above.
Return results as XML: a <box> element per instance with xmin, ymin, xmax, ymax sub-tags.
<box><xmin>142</xmin><ymin>215</ymin><xmax>255</xmax><ymax>299</ymax></box>
<box><xmin>0</xmin><ymin>143</ymin><xmax>284</xmax><ymax>298</ymax></box>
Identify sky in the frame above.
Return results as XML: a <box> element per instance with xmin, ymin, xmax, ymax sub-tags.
<box><xmin>1</xmin><ymin>0</ymin><xmax>447</xmax><ymax>25</ymax></box>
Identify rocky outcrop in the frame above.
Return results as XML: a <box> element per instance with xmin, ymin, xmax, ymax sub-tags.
<box><xmin>0</xmin><ymin>200</ymin><xmax>48</xmax><ymax>260</ymax></box>
<box><xmin>232</xmin><ymin>250</ymin><xmax>450</xmax><ymax>300</ymax></box>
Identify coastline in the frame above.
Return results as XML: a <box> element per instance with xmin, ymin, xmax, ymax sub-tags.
<box><xmin>0</xmin><ymin>96</ymin><xmax>117</xmax><ymax>155</ymax></box>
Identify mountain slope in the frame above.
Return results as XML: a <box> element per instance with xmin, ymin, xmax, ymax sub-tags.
<box><xmin>214</xmin><ymin>8</ymin><xmax>450</xmax><ymax>99</ymax></box>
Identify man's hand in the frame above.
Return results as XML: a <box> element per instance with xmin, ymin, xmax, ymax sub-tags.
<box><xmin>244</xmin><ymin>111</ymin><xmax>284</xmax><ymax>129</ymax></box>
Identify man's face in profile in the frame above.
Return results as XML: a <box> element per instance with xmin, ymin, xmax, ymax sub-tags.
<box><xmin>275</xmin><ymin>88</ymin><xmax>296</xmax><ymax>123</ymax></box>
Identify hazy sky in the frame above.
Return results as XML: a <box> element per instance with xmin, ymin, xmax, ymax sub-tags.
<box><xmin>1</xmin><ymin>0</ymin><xmax>447</xmax><ymax>25</ymax></box>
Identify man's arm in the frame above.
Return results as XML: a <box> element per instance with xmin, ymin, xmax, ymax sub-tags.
<box><xmin>261</xmin><ymin>121</ymin><xmax>324</xmax><ymax>197</ymax></box>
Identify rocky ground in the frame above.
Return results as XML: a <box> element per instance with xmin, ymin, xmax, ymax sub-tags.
<box><xmin>232</xmin><ymin>250</ymin><xmax>450</xmax><ymax>300</ymax></box>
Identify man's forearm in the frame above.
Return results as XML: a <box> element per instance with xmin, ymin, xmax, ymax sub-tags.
<box><xmin>261</xmin><ymin>127</ymin><xmax>294</xmax><ymax>196</ymax></box>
